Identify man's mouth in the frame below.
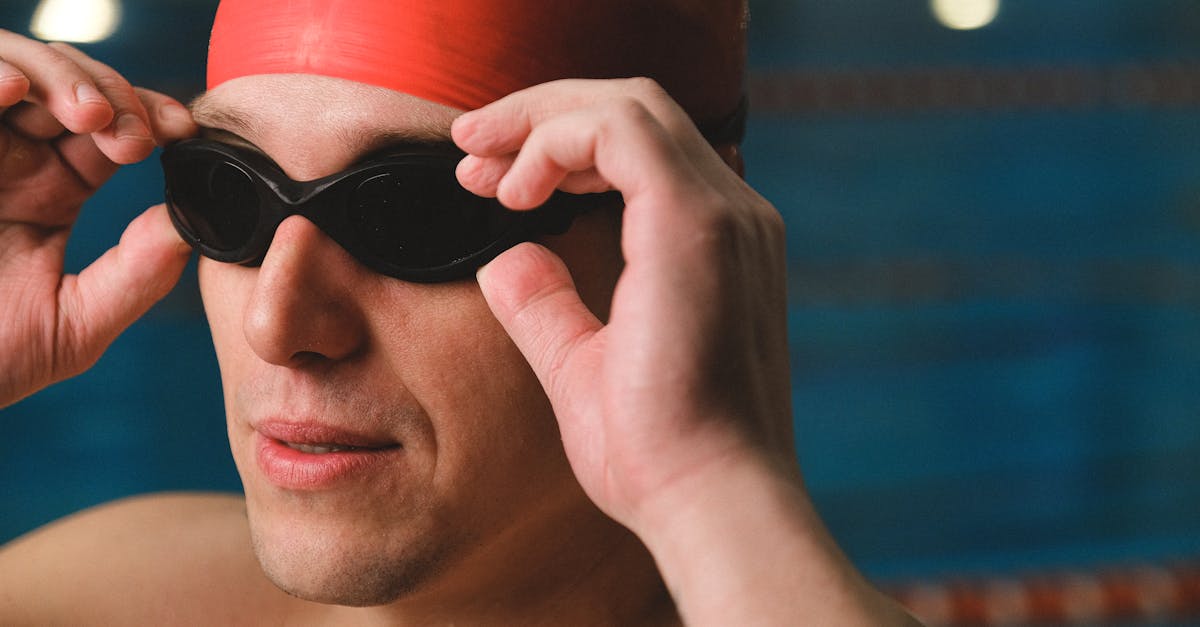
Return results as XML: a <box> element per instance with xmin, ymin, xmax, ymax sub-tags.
<box><xmin>278</xmin><ymin>440</ymin><xmax>401</xmax><ymax>454</ymax></box>
<box><xmin>282</xmin><ymin>442</ymin><xmax>363</xmax><ymax>454</ymax></box>
<box><xmin>254</xmin><ymin>422</ymin><xmax>405</xmax><ymax>490</ymax></box>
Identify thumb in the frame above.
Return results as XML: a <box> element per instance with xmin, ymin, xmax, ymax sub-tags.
<box><xmin>57</xmin><ymin>203</ymin><xmax>191</xmax><ymax>373</ymax></box>
<box><xmin>476</xmin><ymin>242</ymin><xmax>601</xmax><ymax>401</ymax></box>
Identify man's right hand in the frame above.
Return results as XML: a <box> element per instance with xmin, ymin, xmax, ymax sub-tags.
<box><xmin>0</xmin><ymin>31</ymin><xmax>195</xmax><ymax>407</ymax></box>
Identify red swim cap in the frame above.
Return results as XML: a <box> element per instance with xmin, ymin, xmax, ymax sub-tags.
<box><xmin>207</xmin><ymin>0</ymin><xmax>746</xmax><ymax>130</ymax></box>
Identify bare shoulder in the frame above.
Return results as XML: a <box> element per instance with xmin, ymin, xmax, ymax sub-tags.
<box><xmin>0</xmin><ymin>492</ymin><xmax>304</xmax><ymax>625</ymax></box>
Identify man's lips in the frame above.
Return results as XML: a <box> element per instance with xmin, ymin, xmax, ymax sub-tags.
<box><xmin>254</xmin><ymin>420</ymin><xmax>401</xmax><ymax>450</ymax></box>
<box><xmin>252</xmin><ymin>420</ymin><xmax>403</xmax><ymax>490</ymax></box>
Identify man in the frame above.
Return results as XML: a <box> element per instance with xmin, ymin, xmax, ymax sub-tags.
<box><xmin>0</xmin><ymin>0</ymin><xmax>919</xmax><ymax>624</ymax></box>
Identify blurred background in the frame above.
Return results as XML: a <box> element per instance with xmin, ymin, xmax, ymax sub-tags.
<box><xmin>1</xmin><ymin>0</ymin><xmax>1199</xmax><ymax>624</ymax></box>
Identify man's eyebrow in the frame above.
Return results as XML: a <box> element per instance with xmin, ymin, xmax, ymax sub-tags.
<box><xmin>188</xmin><ymin>93</ymin><xmax>257</xmax><ymax>137</ymax></box>
<box><xmin>335</xmin><ymin>125</ymin><xmax>456</xmax><ymax>155</ymax></box>
<box><xmin>187</xmin><ymin>92</ymin><xmax>456</xmax><ymax>154</ymax></box>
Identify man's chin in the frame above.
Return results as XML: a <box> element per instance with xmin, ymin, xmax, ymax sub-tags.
<box><xmin>247</xmin><ymin>513</ymin><xmax>455</xmax><ymax>607</ymax></box>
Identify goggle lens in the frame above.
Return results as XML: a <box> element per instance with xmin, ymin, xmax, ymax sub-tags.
<box><xmin>348</xmin><ymin>170</ymin><xmax>520</xmax><ymax>270</ymax></box>
<box><xmin>167</xmin><ymin>156</ymin><xmax>260</xmax><ymax>253</ymax></box>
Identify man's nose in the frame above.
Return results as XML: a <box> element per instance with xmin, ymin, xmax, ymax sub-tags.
<box><xmin>242</xmin><ymin>215</ymin><xmax>368</xmax><ymax>367</ymax></box>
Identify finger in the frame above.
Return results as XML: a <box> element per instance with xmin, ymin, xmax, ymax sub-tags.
<box><xmin>50</xmin><ymin>42</ymin><xmax>153</xmax><ymax>163</ymax></box>
<box><xmin>460</xmin><ymin>152</ymin><xmax>611</xmax><ymax>199</ymax></box>
<box><xmin>495</xmin><ymin>99</ymin><xmax>701</xmax><ymax>210</ymax></box>
<box><xmin>54</xmin><ymin>131</ymin><xmax>119</xmax><ymax>190</ymax></box>
<box><xmin>455</xmin><ymin>78</ymin><xmax>742</xmax><ymax>193</ymax></box>
<box><xmin>0</xmin><ymin>30</ymin><xmax>113</xmax><ymax>133</ymax></box>
<box><xmin>476</xmin><ymin>242</ymin><xmax>602</xmax><ymax>401</ymax></box>
<box><xmin>0</xmin><ymin>58</ymin><xmax>30</xmax><ymax>107</ymax></box>
<box><xmin>452</xmin><ymin>78</ymin><xmax>599</xmax><ymax>157</ymax></box>
<box><xmin>135</xmin><ymin>87</ymin><xmax>197</xmax><ymax>146</ymax></box>
<box><xmin>454</xmin><ymin>78</ymin><xmax>700</xmax><ymax>157</ymax></box>
<box><xmin>456</xmin><ymin>152</ymin><xmax>515</xmax><ymax>198</ymax></box>
<box><xmin>56</xmin><ymin>204</ymin><xmax>191</xmax><ymax>376</ymax></box>
<box><xmin>4</xmin><ymin>101</ymin><xmax>66</xmax><ymax>139</ymax></box>
<box><xmin>556</xmin><ymin>170</ymin><xmax>612</xmax><ymax>195</ymax></box>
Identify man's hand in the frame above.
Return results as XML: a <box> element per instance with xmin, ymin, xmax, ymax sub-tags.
<box><xmin>453</xmin><ymin>78</ymin><xmax>920</xmax><ymax>626</ymax></box>
<box><xmin>0</xmin><ymin>31</ymin><xmax>195</xmax><ymax>407</ymax></box>
<box><xmin>453</xmin><ymin>77</ymin><xmax>794</xmax><ymax>526</ymax></box>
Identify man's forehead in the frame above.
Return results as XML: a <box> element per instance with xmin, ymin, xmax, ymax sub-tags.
<box><xmin>186</xmin><ymin>75</ymin><xmax>459</xmax><ymax>157</ymax></box>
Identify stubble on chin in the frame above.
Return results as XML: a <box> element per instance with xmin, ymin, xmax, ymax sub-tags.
<box><xmin>245</xmin><ymin>505</ymin><xmax>464</xmax><ymax>607</ymax></box>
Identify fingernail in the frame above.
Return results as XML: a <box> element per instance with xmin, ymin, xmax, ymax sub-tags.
<box><xmin>115</xmin><ymin>113</ymin><xmax>149</xmax><ymax>139</ymax></box>
<box><xmin>74</xmin><ymin>81</ymin><xmax>104</xmax><ymax>104</ymax></box>
<box><xmin>496</xmin><ymin>178</ymin><xmax>528</xmax><ymax>209</ymax></box>
<box><xmin>476</xmin><ymin>260</ymin><xmax>493</xmax><ymax>286</ymax></box>
<box><xmin>450</xmin><ymin>113</ymin><xmax>476</xmax><ymax>142</ymax></box>
<box><xmin>455</xmin><ymin>155</ymin><xmax>478</xmax><ymax>182</ymax></box>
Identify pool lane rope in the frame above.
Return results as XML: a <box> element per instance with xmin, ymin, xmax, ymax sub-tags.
<box><xmin>885</xmin><ymin>559</ymin><xmax>1200</xmax><ymax>625</ymax></box>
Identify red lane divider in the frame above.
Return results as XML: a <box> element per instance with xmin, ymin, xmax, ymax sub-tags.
<box><xmin>885</xmin><ymin>559</ymin><xmax>1200</xmax><ymax>625</ymax></box>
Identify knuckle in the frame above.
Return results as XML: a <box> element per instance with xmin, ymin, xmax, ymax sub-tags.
<box><xmin>37</xmin><ymin>50</ymin><xmax>73</xmax><ymax>74</ymax></box>
<box><xmin>54</xmin><ymin>314</ymin><xmax>96</xmax><ymax>380</ymax></box>
<box><xmin>47</xmin><ymin>42</ymin><xmax>126</xmax><ymax>94</ymax></box>
<box><xmin>595</xmin><ymin>97</ymin><xmax>662</xmax><ymax>146</ymax></box>
<box><xmin>85</xmin><ymin>50</ymin><xmax>116</xmax><ymax>72</ymax></box>
<box><xmin>623</xmin><ymin>76</ymin><xmax>668</xmax><ymax>100</ymax></box>
<box><xmin>689</xmin><ymin>202</ymin><xmax>741</xmax><ymax>254</ymax></box>
<box><xmin>604</xmin><ymin>96</ymin><xmax>653</xmax><ymax>126</ymax></box>
<box><xmin>132</xmin><ymin>86</ymin><xmax>160</xmax><ymax>103</ymax></box>
<box><xmin>46</xmin><ymin>41</ymin><xmax>80</xmax><ymax>55</ymax></box>
<box><xmin>542</xmin><ymin>332</ymin><xmax>577</xmax><ymax>399</ymax></box>
<box><xmin>32</xmin><ymin>46</ymin><xmax>87</xmax><ymax>83</ymax></box>
<box><xmin>685</xmin><ymin>191</ymin><xmax>786</xmax><ymax>262</ymax></box>
<box><xmin>619</xmin><ymin>77</ymin><xmax>693</xmax><ymax>138</ymax></box>
<box><xmin>92</xmin><ymin>72</ymin><xmax>130</xmax><ymax>97</ymax></box>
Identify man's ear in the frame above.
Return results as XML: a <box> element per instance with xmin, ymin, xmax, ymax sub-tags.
<box><xmin>715</xmin><ymin>144</ymin><xmax>745</xmax><ymax>178</ymax></box>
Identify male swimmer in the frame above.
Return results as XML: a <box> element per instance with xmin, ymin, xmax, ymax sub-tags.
<box><xmin>0</xmin><ymin>1</ymin><xmax>920</xmax><ymax>624</ymax></box>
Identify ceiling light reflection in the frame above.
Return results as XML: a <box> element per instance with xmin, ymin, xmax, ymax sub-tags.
<box><xmin>930</xmin><ymin>0</ymin><xmax>1000</xmax><ymax>31</ymax></box>
<box><xmin>31</xmin><ymin>0</ymin><xmax>122</xmax><ymax>44</ymax></box>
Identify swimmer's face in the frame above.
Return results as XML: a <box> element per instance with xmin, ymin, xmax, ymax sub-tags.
<box><xmin>193</xmin><ymin>74</ymin><xmax>623</xmax><ymax>605</ymax></box>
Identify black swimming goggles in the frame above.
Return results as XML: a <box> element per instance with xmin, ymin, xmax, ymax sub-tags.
<box><xmin>162</xmin><ymin>138</ymin><xmax>616</xmax><ymax>283</ymax></box>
